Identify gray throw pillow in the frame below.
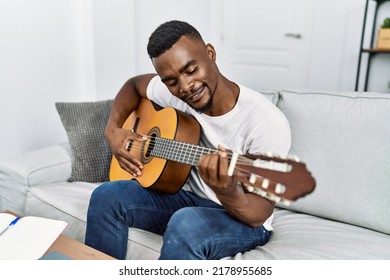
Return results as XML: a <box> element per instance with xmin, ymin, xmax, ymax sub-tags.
<box><xmin>55</xmin><ymin>100</ymin><xmax>113</xmax><ymax>182</ymax></box>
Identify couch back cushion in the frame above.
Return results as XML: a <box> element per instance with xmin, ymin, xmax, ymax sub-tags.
<box><xmin>277</xmin><ymin>89</ymin><xmax>390</xmax><ymax>234</ymax></box>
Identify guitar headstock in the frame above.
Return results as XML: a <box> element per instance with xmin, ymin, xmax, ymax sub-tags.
<box><xmin>233</xmin><ymin>152</ymin><xmax>316</xmax><ymax>205</ymax></box>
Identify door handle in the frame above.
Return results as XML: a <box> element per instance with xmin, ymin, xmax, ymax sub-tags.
<box><xmin>285</xmin><ymin>33</ymin><xmax>302</xmax><ymax>39</ymax></box>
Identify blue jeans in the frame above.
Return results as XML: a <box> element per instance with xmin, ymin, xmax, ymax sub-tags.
<box><xmin>85</xmin><ymin>180</ymin><xmax>271</xmax><ymax>260</ymax></box>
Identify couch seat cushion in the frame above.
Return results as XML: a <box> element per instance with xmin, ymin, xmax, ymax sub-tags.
<box><xmin>230</xmin><ymin>209</ymin><xmax>390</xmax><ymax>260</ymax></box>
<box><xmin>25</xmin><ymin>182</ymin><xmax>99</xmax><ymax>222</ymax></box>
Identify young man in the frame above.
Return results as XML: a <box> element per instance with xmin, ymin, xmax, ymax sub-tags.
<box><xmin>85</xmin><ymin>20</ymin><xmax>291</xmax><ymax>260</ymax></box>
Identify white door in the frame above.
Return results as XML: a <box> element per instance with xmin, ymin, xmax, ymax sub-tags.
<box><xmin>218</xmin><ymin>0</ymin><xmax>312</xmax><ymax>90</ymax></box>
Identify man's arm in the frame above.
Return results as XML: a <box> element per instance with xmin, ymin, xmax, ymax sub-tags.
<box><xmin>105</xmin><ymin>73</ymin><xmax>156</xmax><ymax>176</ymax></box>
<box><xmin>198</xmin><ymin>146</ymin><xmax>275</xmax><ymax>228</ymax></box>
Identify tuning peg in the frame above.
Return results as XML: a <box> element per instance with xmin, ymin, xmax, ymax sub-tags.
<box><xmin>266</xmin><ymin>193</ymin><xmax>281</xmax><ymax>203</ymax></box>
<box><xmin>281</xmin><ymin>163</ymin><xmax>292</xmax><ymax>172</ymax></box>
<box><xmin>244</xmin><ymin>185</ymin><xmax>268</xmax><ymax>197</ymax></box>
<box><xmin>265</xmin><ymin>151</ymin><xmax>274</xmax><ymax>157</ymax></box>
<box><xmin>244</xmin><ymin>184</ymin><xmax>292</xmax><ymax>204</ymax></box>
<box><xmin>280</xmin><ymin>199</ymin><xmax>292</xmax><ymax>206</ymax></box>
<box><xmin>252</xmin><ymin>159</ymin><xmax>263</xmax><ymax>168</ymax></box>
<box><xmin>249</xmin><ymin>174</ymin><xmax>256</xmax><ymax>184</ymax></box>
<box><xmin>262</xmin><ymin>179</ymin><xmax>270</xmax><ymax>189</ymax></box>
<box><xmin>254</xmin><ymin>188</ymin><xmax>268</xmax><ymax>198</ymax></box>
<box><xmin>287</xmin><ymin>155</ymin><xmax>300</xmax><ymax>162</ymax></box>
<box><xmin>275</xmin><ymin>183</ymin><xmax>286</xmax><ymax>194</ymax></box>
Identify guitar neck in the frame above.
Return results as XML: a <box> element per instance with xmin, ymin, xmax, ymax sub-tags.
<box><xmin>150</xmin><ymin>136</ymin><xmax>216</xmax><ymax>166</ymax></box>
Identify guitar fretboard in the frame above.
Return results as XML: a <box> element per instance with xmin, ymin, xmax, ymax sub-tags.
<box><xmin>150</xmin><ymin>136</ymin><xmax>216</xmax><ymax>166</ymax></box>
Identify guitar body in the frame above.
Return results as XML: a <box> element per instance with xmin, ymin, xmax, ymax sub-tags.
<box><xmin>109</xmin><ymin>98</ymin><xmax>201</xmax><ymax>193</ymax></box>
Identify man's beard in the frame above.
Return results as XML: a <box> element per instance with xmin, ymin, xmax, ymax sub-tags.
<box><xmin>192</xmin><ymin>91</ymin><xmax>214</xmax><ymax>114</ymax></box>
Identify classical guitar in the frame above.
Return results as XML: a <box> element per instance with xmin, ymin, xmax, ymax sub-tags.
<box><xmin>109</xmin><ymin>98</ymin><xmax>316</xmax><ymax>205</ymax></box>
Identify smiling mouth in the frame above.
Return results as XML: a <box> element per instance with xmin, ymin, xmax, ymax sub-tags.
<box><xmin>186</xmin><ymin>85</ymin><xmax>205</xmax><ymax>102</ymax></box>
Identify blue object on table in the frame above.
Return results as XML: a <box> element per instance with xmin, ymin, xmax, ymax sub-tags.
<box><xmin>0</xmin><ymin>216</ymin><xmax>21</xmax><ymax>236</ymax></box>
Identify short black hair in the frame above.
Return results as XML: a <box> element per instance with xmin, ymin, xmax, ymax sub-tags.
<box><xmin>147</xmin><ymin>20</ymin><xmax>203</xmax><ymax>58</ymax></box>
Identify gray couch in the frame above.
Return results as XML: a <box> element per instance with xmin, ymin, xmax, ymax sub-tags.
<box><xmin>1</xmin><ymin>89</ymin><xmax>390</xmax><ymax>259</ymax></box>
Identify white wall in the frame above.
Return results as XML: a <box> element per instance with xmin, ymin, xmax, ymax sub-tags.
<box><xmin>92</xmin><ymin>0</ymin><xmax>137</xmax><ymax>100</ymax></box>
<box><xmin>0</xmin><ymin>0</ymin><xmax>380</xmax><ymax>160</ymax></box>
<box><xmin>0</xmin><ymin>0</ymin><xmax>222</xmax><ymax>159</ymax></box>
<box><xmin>0</xmin><ymin>0</ymin><xmax>87</xmax><ymax>159</ymax></box>
<box><xmin>132</xmin><ymin>0</ymin><xmax>221</xmax><ymax>74</ymax></box>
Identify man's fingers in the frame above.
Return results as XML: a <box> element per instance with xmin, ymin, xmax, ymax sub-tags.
<box><xmin>118</xmin><ymin>156</ymin><xmax>142</xmax><ymax>177</ymax></box>
<box><xmin>199</xmin><ymin>151</ymin><xmax>227</xmax><ymax>184</ymax></box>
<box><xmin>218</xmin><ymin>150</ymin><xmax>229</xmax><ymax>183</ymax></box>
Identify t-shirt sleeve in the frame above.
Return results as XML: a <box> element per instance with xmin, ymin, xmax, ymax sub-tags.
<box><xmin>146</xmin><ymin>75</ymin><xmax>172</xmax><ymax>107</ymax></box>
<box><xmin>146</xmin><ymin>75</ymin><xmax>189</xmax><ymax>111</ymax></box>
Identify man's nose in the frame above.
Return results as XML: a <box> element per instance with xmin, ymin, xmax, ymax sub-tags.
<box><xmin>179</xmin><ymin>76</ymin><xmax>194</xmax><ymax>94</ymax></box>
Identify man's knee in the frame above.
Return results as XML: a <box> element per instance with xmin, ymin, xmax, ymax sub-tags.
<box><xmin>169</xmin><ymin>207</ymin><xmax>200</xmax><ymax>227</ymax></box>
<box><xmin>160</xmin><ymin>207</ymin><xmax>206</xmax><ymax>259</ymax></box>
<box><xmin>90</xmin><ymin>180</ymin><xmax>140</xmax><ymax>203</ymax></box>
<box><xmin>164</xmin><ymin>207</ymin><xmax>207</xmax><ymax>243</ymax></box>
<box><xmin>89</xmin><ymin>182</ymin><xmax>114</xmax><ymax>205</ymax></box>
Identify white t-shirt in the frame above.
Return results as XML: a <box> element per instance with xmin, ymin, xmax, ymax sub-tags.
<box><xmin>146</xmin><ymin>75</ymin><xmax>291</xmax><ymax>230</ymax></box>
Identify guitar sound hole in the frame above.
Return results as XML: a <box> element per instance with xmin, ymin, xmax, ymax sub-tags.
<box><xmin>145</xmin><ymin>133</ymin><xmax>156</xmax><ymax>158</ymax></box>
<box><xmin>141</xmin><ymin>127</ymin><xmax>160</xmax><ymax>164</ymax></box>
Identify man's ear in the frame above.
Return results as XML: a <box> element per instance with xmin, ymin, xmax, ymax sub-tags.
<box><xmin>206</xmin><ymin>43</ymin><xmax>216</xmax><ymax>62</ymax></box>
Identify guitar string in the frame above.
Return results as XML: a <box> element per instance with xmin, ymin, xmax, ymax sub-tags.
<box><xmin>129</xmin><ymin>136</ymin><xmax>272</xmax><ymax>166</ymax></box>
<box><xmin>124</xmin><ymin>137</ymin><xmax>259</xmax><ymax>166</ymax></box>
<box><xmin>120</xmin><ymin>136</ymin><xmax>301</xmax><ymax>200</ymax></box>
<box><xmin>124</xmin><ymin>141</ymin><xmax>269</xmax><ymax>179</ymax></box>
<box><xmin>130</xmin><ymin>137</ymin><xmax>254</xmax><ymax>165</ymax></box>
<box><xmin>122</xmin><ymin>138</ymin><xmax>289</xmax><ymax>195</ymax></box>
<box><xmin>123</xmin><ymin>141</ymin><xmax>280</xmax><ymax>192</ymax></box>
<box><xmin>122</xmin><ymin>140</ymin><xmax>295</xmax><ymax>184</ymax></box>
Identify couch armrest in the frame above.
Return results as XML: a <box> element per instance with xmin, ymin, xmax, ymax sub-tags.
<box><xmin>0</xmin><ymin>143</ymin><xmax>72</xmax><ymax>213</ymax></box>
<box><xmin>0</xmin><ymin>143</ymin><xmax>72</xmax><ymax>187</ymax></box>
